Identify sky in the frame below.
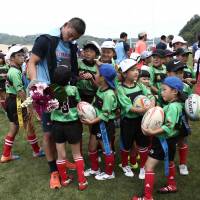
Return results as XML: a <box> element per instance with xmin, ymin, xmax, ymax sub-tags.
<box><xmin>1</xmin><ymin>0</ymin><xmax>200</xmax><ymax>39</ymax></box>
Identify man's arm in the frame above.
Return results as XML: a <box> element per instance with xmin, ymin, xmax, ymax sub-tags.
<box><xmin>27</xmin><ymin>54</ymin><xmax>41</xmax><ymax>81</ymax></box>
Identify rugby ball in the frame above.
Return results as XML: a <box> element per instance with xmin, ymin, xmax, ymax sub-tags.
<box><xmin>77</xmin><ymin>101</ymin><xmax>96</xmax><ymax>120</ymax></box>
<box><xmin>185</xmin><ymin>94</ymin><xmax>200</xmax><ymax>120</ymax></box>
<box><xmin>141</xmin><ymin>106</ymin><xmax>164</xmax><ymax>135</ymax></box>
<box><xmin>133</xmin><ymin>95</ymin><xmax>151</xmax><ymax>109</ymax></box>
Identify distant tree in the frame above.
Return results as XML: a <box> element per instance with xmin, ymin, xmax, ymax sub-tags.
<box><xmin>179</xmin><ymin>14</ymin><xmax>200</xmax><ymax>45</ymax></box>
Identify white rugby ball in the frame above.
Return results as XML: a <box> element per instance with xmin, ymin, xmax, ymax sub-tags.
<box><xmin>141</xmin><ymin>106</ymin><xmax>164</xmax><ymax>135</ymax></box>
<box><xmin>77</xmin><ymin>101</ymin><xmax>96</xmax><ymax>120</ymax></box>
<box><xmin>133</xmin><ymin>95</ymin><xmax>151</xmax><ymax>109</ymax></box>
<box><xmin>185</xmin><ymin>94</ymin><xmax>200</xmax><ymax>120</ymax></box>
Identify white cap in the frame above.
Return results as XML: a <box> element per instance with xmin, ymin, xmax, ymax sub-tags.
<box><xmin>172</xmin><ymin>36</ymin><xmax>187</xmax><ymax>45</ymax></box>
<box><xmin>130</xmin><ymin>52</ymin><xmax>141</xmax><ymax>63</ymax></box>
<box><xmin>141</xmin><ymin>65</ymin><xmax>150</xmax><ymax>71</ymax></box>
<box><xmin>119</xmin><ymin>59</ymin><xmax>137</xmax><ymax>73</ymax></box>
<box><xmin>6</xmin><ymin>45</ymin><xmax>28</xmax><ymax>60</ymax></box>
<box><xmin>101</xmin><ymin>41</ymin><xmax>115</xmax><ymax>49</ymax></box>
<box><xmin>84</xmin><ymin>41</ymin><xmax>101</xmax><ymax>54</ymax></box>
<box><xmin>140</xmin><ymin>51</ymin><xmax>152</xmax><ymax>60</ymax></box>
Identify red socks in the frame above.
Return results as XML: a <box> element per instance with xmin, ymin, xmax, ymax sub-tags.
<box><xmin>138</xmin><ymin>147</ymin><xmax>149</xmax><ymax>168</ymax></box>
<box><xmin>56</xmin><ymin>160</ymin><xmax>67</xmax><ymax>182</ymax></box>
<box><xmin>105</xmin><ymin>153</ymin><xmax>114</xmax><ymax>175</ymax></box>
<box><xmin>144</xmin><ymin>170</ymin><xmax>155</xmax><ymax>199</ymax></box>
<box><xmin>27</xmin><ymin>134</ymin><xmax>40</xmax><ymax>154</ymax></box>
<box><xmin>2</xmin><ymin>135</ymin><xmax>15</xmax><ymax>157</ymax></box>
<box><xmin>168</xmin><ymin>162</ymin><xmax>176</xmax><ymax>187</ymax></box>
<box><xmin>75</xmin><ymin>157</ymin><xmax>86</xmax><ymax>183</ymax></box>
<box><xmin>179</xmin><ymin>144</ymin><xmax>188</xmax><ymax>165</ymax></box>
<box><xmin>121</xmin><ymin>150</ymin><xmax>129</xmax><ymax>167</ymax></box>
<box><xmin>89</xmin><ymin>151</ymin><xmax>99</xmax><ymax>171</ymax></box>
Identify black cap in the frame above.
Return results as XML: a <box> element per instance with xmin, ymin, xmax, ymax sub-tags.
<box><xmin>164</xmin><ymin>49</ymin><xmax>175</xmax><ymax>57</ymax></box>
<box><xmin>176</xmin><ymin>48</ymin><xmax>191</xmax><ymax>56</ymax></box>
<box><xmin>166</xmin><ymin>59</ymin><xmax>185</xmax><ymax>72</ymax></box>
<box><xmin>152</xmin><ymin>49</ymin><xmax>165</xmax><ymax>58</ymax></box>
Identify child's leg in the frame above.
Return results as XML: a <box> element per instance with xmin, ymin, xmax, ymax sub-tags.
<box><xmin>1</xmin><ymin>122</ymin><xmax>19</xmax><ymax>162</ymax></box>
<box><xmin>56</xmin><ymin>143</ymin><xmax>72</xmax><ymax>187</ymax></box>
<box><xmin>71</xmin><ymin>142</ymin><xmax>88</xmax><ymax>190</ymax></box>
<box><xmin>178</xmin><ymin>136</ymin><xmax>189</xmax><ymax>175</ymax></box>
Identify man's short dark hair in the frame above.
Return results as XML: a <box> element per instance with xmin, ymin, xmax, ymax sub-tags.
<box><xmin>161</xmin><ymin>35</ymin><xmax>166</xmax><ymax>40</ymax></box>
<box><xmin>120</xmin><ymin>32</ymin><xmax>128</xmax><ymax>39</ymax></box>
<box><xmin>168</xmin><ymin>35</ymin><xmax>174</xmax><ymax>40</ymax></box>
<box><xmin>64</xmin><ymin>17</ymin><xmax>86</xmax><ymax>35</ymax></box>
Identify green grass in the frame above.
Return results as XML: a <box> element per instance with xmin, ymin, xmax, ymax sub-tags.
<box><xmin>0</xmin><ymin>109</ymin><xmax>200</xmax><ymax>200</ymax></box>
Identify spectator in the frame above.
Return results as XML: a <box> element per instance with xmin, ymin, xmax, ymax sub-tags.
<box><xmin>156</xmin><ymin>35</ymin><xmax>167</xmax><ymax>50</ymax></box>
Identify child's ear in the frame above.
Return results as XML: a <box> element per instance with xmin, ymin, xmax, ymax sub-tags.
<box><xmin>172</xmin><ymin>89</ymin><xmax>178</xmax><ymax>95</ymax></box>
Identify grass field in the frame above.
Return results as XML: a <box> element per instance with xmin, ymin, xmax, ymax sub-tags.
<box><xmin>0</xmin><ymin>109</ymin><xmax>200</xmax><ymax>200</ymax></box>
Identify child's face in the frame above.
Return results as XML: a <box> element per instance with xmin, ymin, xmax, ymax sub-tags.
<box><xmin>145</xmin><ymin>57</ymin><xmax>152</xmax><ymax>65</ymax></box>
<box><xmin>10</xmin><ymin>52</ymin><xmax>24</xmax><ymax>66</ymax></box>
<box><xmin>181</xmin><ymin>54</ymin><xmax>189</xmax><ymax>64</ymax></box>
<box><xmin>62</xmin><ymin>25</ymin><xmax>80</xmax><ymax>41</ymax></box>
<box><xmin>161</xmin><ymin>84</ymin><xmax>177</xmax><ymax>102</ymax></box>
<box><xmin>126</xmin><ymin>66</ymin><xmax>139</xmax><ymax>81</ymax></box>
<box><xmin>139</xmin><ymin>77</ymin><xmax>150</xmax><ymax>86</ymax></box>
<box><xmin>83</xmin><ymin>48</ymin><xmax>97</xmax><ymax>61</ymax></box>
<box><xmin>165</xmin><ymin>56</ymin><xmax>173</xmax><ymax>64</ymax></box>
<box><xmin>101</xmin><ymin>48</ymin><xmax>114</xmax><ymax>63</ymax></box>
<box><xmin>152</xmin><ymin>56</ymin><xmax>163</xmax><ymax>67</ymax></box>
<box><xmin>168</xmin><ymin>70</ymin><xmax>184</xmax><ymax>80</ymax></box>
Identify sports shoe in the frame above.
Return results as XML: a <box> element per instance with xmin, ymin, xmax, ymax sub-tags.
<box><xmin>139</xmin><ymin>167</ymin><xmax>145</xmax><ymax>179</ymax></box>
<box><xmin>33</xmin><ymin>148</ymin><xmax>45</xmax><ymax>157</ymax></box>
<box><xmin>49</xmin><ymin>171</ymin><xmax>61</xmax><ymax>189</ymax></box>
<box><xmin>157</xmin><ymin>185</ymin><xmax>177</xmax><ymax>194</ymax></box>
<box><xmin>66</xmin><ymin>160</ymin><xmax>76</xmax><ymax>170</ymax></box>
<box><xmin>132</xmin><ymin>196</ymin><xmax>154</xmax><ymax>200</ymax></box>
<box><xmin>179</xmin><ymin>164</ymin><xmax>189</xmax><ymax>175</ymax></box>
<box><xmin>95</xmin><ymin>172</ymin><xmax>115</xmax><ymax>180</ymax></box>
<box><xmin>122</xmin><ymin>166</ymin><xmax>134</xmax><ymax>177</ymax></box>
<box><xmin>78</xmin><ymin>180</ymin><xmax>88</xmax><ymax>191</ymax></box>
<box><xmin>0</xmin><ymin>154</ymin><xmax>20</xmax><ymax>163</ymax></box>
<box><xmin>61</xmin><ymin>175</ymin><xmax>73</xmax><ymax>187</ymax></box>
<box><xmin>84</xmin><ymin>168</ymin><xmax>101</xmax><ymax>177</ymax></box>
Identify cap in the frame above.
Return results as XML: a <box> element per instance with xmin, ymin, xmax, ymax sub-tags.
<box><xmin>152</xmin><ymin>49</ymin><xmax>165</xmax><ymax>58</ymax></box>
<box><xmin>172</xmin><ymin>36</ymin><xmax>187</xmax><ymax>45</ymax></box>
<box><xmin>99</xmin><ymin>64</ymin><xmax>117</xmax><ymax>89</ymax></box>
<box><xmin>83</xmin><ymin>41</ymin><xmax>101</xmax><ymax>55</ymax></box>
<box><xmin>130</xmin><ymin>52</ymin><xmax>141</xmax><ymax>63</ymax></box>
<box><xmin>166</xmin><ymin>59</ymin><xmax>185</xmax><ymax>72</ymax></box>
<box><xmin>139</xmin><ymin>70</ymin><xmax>150</xmax><ymax>78</ymax></box>
<box><xmin>140</xmin><ymin>51</ymin><xmax>152</xmax><ymax>60</ymax></box>
<box><xmin>119</xmin><ymin>59</ymin><xmax>137</xmax><ymax>73</ymax></box>
<box><xmin>6</xmin><ymin>45</ymin><xmax>28</xmax><ymax>60</ymax></box>
<box><xmin>101</xmin><ymin>41</ymin><xmax>115</xmax><ymax>49</ymax></box>
<box><xmin>163</xmin><ymin>76</ymin><xmax>183</xmax><ymax>92</ymax></box>
<box><xmin>138</xmin><ymin>32</ymin><xmax>147</xmax><ymax>38</ymax></box>
<box><xmin>164</xmin><ymin>49</ymin><xmax>175</xmax><ymax>57</ymax></box>
<box><xmin>176</xmin><ymin>48</ymin><xmax>191</xmax><ymax>56</ymax></box>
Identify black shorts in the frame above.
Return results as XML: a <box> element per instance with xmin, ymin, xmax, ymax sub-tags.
<box><xmin>149</xmin><ymin>136</ymin><xmax>178</xmax><ymax>161</ymax></box>
<box><xmin>5</xmin><ymin>95</ymin><xmax>27</xmax><ymax>125</ymax></box>
<box><xmin>91</xmin><ymin>120</ymin><xmax>115</xmax><ymax>141</ymax></box>
<box><xmin>52</xmin><ymin>120</ymin><xmax>83</xmax><ymax>144</ymax></box>
<box><xmin>120</xmin><ymin>117</ymin><xmax>150</xmax><ymax>150</ymax></box>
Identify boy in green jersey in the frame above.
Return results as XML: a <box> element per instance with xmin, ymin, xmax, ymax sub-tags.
<box><xmin>166</xmin><ymin>59</ymin><xmax>191</xmax><ymax>176</ymax></box>
<box><xmin>117</xmin><ymin>59</ymin><xmax>155</xmax><ymax>179</ymax></box>
<box><xmin>51</xmin><ymin>65</ymin><xmax>88</xmax><ymax>190</ymax></box>
<box><xmin>82</xmin><ymin>64</ymin><xmax>117</xmax><ymax>181</ymax></box>
<box><xmin>1</xmin><ymin>45</ymin><xmax>43</xmax><ymax>163</ymax></box>
<box><xmin>77</xmin><ymin>41</ymin><xmax>100</xmax><ymax>103</ymax></box>
<box><xmin>133</xmin><ymin>77</ymin><xmax>184</xmax><ymax>200</ymax></box>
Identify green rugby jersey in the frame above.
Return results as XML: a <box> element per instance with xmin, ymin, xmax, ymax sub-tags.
<box><xmin>149</xmin><ymin>65</ymin><xmax>167</xmax><ymax>91</ymax></box>
<box><xmin>117</xmin><ymin>82</ymin><xmax>153</xmax><ymax>118</ymax></box>
<box><xmin>6</xmin><ymin>66</ymin><xmax>24</xmax><ymax>95</ymax></box>
<box><xmin>76</xmin><ymin>59</ymin><xmax>97</xmax><ymax>96</ymax></box>
<box><xmin>0</xmin><ymin>64</ymin><xmax>9</xmax><ymax>81</ymax></box>
<box><xmin>183</xmin><ymin>83</ymin><xmax>192</xmax><ymax>97</ymax></box>
<box><xmin>158</xmin><ymin>101</ymin><xmax>183</xmax><ymax>139</ymax></box>
<box><xmin>51</xmin><ymin>85</ymin><xmax>80</xmax><ymax>122</ymax></box>
<box><xmin>183</xmin><ymin>65</ymin><xmax>195</xmax><ymax>79</ymax></box>
<box><xmin>93</xmin><ymin>88</ymin><xmax>117</xmax><ymax>122</ymax></box>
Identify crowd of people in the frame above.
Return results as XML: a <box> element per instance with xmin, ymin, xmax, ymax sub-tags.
<box><xmin>0</xmin><ymin>17</ymin><xmax>200</xmax><ymax>200</ymax></box>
